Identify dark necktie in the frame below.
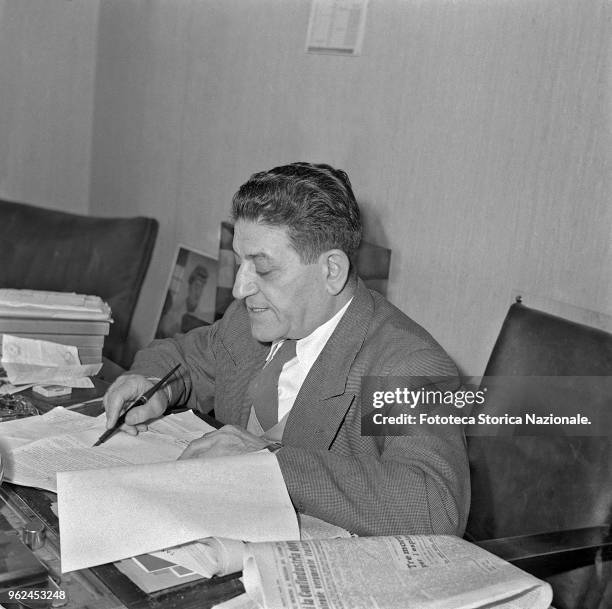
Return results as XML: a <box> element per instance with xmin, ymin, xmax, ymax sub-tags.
<box><xmin>249</xmin><ymin>339</ymin><xmax>297</xmax><ymax>431</ymax></box>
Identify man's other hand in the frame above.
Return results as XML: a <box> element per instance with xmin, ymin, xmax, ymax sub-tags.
<box><xmin>178</xmin><ymin>425</ymin><xmax>270</xmax><ymax>459</ymax></box>
<box><xmin>103</xmin><ymin>374</ymin><xmax>168</xmax><ymax>436</ymax></box>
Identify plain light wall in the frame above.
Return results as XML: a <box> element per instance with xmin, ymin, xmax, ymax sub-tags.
<box><xmin>2</xmin><ymin>0</ymin><xmax>608</xmax><ymax>374</ymax></box>
<box><xmin>0</xmin><ymin>0</ymin><xmax>99</xmax><ymax>213</ymax></box>
<box><xmin>89</xmin><ymin>0</ymin><xmax>612</xmax><ymax>374</ymax></box>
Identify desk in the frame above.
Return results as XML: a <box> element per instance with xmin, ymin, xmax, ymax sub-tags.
<box><xmin>18</xmin><ymin>357</ymin><xmax>125</xmax><ymax>415</ymax></box>
<box><xmin>0</xmin><ymin>400</ymin><xmax>244</xmax><ymax>609</ymax></box>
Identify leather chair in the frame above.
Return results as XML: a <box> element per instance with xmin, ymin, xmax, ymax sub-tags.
<box><xmin>0</xmin><ymin>200</ymin><xmax>158</xmax><ymax>368</ymax></box>
<box><xmin>466</xmin><ymin>299</ymin><xmax>612</xmax><ymax>609</ymax></box>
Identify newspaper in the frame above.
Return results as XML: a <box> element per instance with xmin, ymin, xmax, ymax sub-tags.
<box><xmin>149</xmin><ymin>515</ymin><xmax>351</xmax><ymax>579</ymax></box>
<box><xmin>150</xmin><ymin>533</ymin><xmax>551</xmax><ymax>609</ymax></box>
<box><xmin>236</xmin><ymin>535</ymin><xmax>552</xmax><ymax>609</ymax></box>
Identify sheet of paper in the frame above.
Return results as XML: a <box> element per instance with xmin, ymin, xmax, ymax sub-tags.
<box><xmin>55</xmin><ymin>377</ymin><xmax>95</xmax><ymax>389</ymax></box>
<box><xmin>3</xmin><ymin>410</ymin><xmax>215</xmax><ymax>491</ymax></box>
<box><xmin>149</xmin><ymin>515</ymin><xmax>351</xmax><ymax>579</ymax></box>
<box><xmin>1</xmin><ymin>334</ymin><xmax>100</xmax><ymax>386</ymax></box>
<box><xmin>114</xmin><ymin>553</ymin><xmax>203</xmax><ymax>593</ymax></box>
<box><xmin>152</xmin><ymin>537</ymin><xmax>245</xmax><ymax>578</ymax></box>
<box><xmin>0</xmin><ymin>289</ymin><xmax>111</xmax><ymax>320</ymax></box>
<box><xmin>305</xmin><ymin>0</ymin><xmax>369</xmax><ymax>55</ymax></box>
<box><xmin>0</xmin><ymin>406</ymin><xmax>99</xmax><ymax>451</ymax></box>
<box><xmin>57</xmin><ymin>451</ymin><xmax>299</xmax><ymax>573</ymax></box>
<box><xmin>3</xmin><ymin>366</ymin><xmax>99</xmax><ymax>387</ymax></box>
<box><xmin>298</xmin><ymin>514</ymin><xmax>352</xmax><ymax>540</ymax></box>
<box><xmin>0</xmin><ymin>382</ymin><xmax>33</xmax><ymax>395</ymax></box>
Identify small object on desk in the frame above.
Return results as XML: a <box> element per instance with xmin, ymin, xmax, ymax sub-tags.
<box><xmin>0</xmin><ymin>528</ymin><xmax>49</xmax><ymax>591</ymax></box>
<box><xmin>33</xmin><ymin>384</ymin><xmax>72</xmax><ymax>398</ymax></box>
<box><xmin>92</xmin><ymin>363</ymin><xmax>181</xmax><ymax>447</ymax></box>
<box><xmin>22</xmin><ymin>519</ymin><xmax>46</xmax><ymax>550</ymax></box>
<box><xmin>0</xmin><ymin>393</ymin><xmax>38</xmax><ymax>421</ymax></box>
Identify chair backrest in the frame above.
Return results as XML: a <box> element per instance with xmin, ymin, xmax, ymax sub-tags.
<box><xmin>466</xmin><ymin>300</ymin><xmax>612</xmax><ymax>608</ymax></box>
<box><xmin>0</xmin><ymin>200</ymin><xmax>158</xmax><ymax>367</ymax></box>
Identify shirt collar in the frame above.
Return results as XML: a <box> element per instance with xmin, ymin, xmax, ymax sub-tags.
<box><xmin>267</xmin><ymin>298</ymin><xmax>353</xmax><ymax>367</ymax></box>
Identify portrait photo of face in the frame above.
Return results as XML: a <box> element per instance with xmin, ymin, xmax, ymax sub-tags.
<box><xmin>155</xmin><ymin>246</ymin><xmax>218</xmax><ymax>339</ymax></box>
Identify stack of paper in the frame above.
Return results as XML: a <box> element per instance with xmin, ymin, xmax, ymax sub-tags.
<box><xmin>0</xmin><ymin>319</ymin><xmax>109</xmax><ymax>365</ymax></box>
<box><xmin>0</xmin><ymin>290</ymin><xmax>111</xmax><ymax>320</ymax></box>
<box><xmin>0</xmin><ymin>290</ymin><xmax>112</xmax><ymax>388</ymax></box>
<box><xmin>0</xmin><ymin>407</ymin><xmax>300</xmax><ymax>592</ymax></box>
<box><xmin>0</xmin><ymin>407</ymin><xmax>554</xmax><ymax>609</ymax></box>
<box><xmin>0</xmin><ymin>289</ymin><xmax>111</xmax><ymax>366</ymax></box>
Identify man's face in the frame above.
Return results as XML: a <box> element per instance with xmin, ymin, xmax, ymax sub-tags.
<box><xmin>186</xmin><ymin>278</ymin><xmax>205</xmax><ymax>311</ymax></box>
<box><xmin>232</xmin><ymin>220</ymin><xmax>333</xmax><ymax>342</ymax></box>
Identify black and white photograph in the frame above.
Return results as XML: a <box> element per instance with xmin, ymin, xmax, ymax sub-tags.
<box><xmin>0</xmin><ymin>1</ymin><xmax>610</xmax><ymax>608</ymax></box>
<box><xmin>154</xmin><ymin>246</ymin><xmax>218</xmax><ymax>339</ymax></box>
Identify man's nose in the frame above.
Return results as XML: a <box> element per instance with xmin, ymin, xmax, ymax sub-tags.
<box><xmin>232</xmin><ymin>263</ymin><xmax>258</xmax><ymax>300</ymax></box>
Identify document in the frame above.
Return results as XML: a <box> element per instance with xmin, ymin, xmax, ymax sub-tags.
<box><xmin>57</xmin><ymin>451</ymin><xmax>299</xmax><ymax>573</ymax></box>
<box><xmin>0</xmin><ymin>406</ymin><xmax>99</xmax><ymax>451</ymax></box>
<box><xmin>1</xmin><ymin>334</ymin><xmax>100</xmax><ymax>386</ymax></box>
<box><xmin>113</xmin><ymin>552</ymin><xmax>204</xmax><ymax>594</ymax></box>
<box><xmin>0</xmin><ymin>381</ymin><xmax>33</xmax><ymax>396</ymax></box>
<box><xmin>2</xmin><ymin>409</ymin><xmax>215</xmax><ymax>491</ymax></box>
<box><xmin>153</xmin><ymin>537</ymin><xmax>246</xmax><ymax>578</ymax></box>
<box><xmin>0</xmin><ymin>289</ymin><xmax>112</xmax><ymax>320</ymax></box>
<box><xmin>148</xmin><ymin>515</ymin><xmax>351</xmax><ymax>579</ymax></box>
<box><xmin>240</xmin><ymin>535</ymin><xmax>553</xmax><ymax>609</ymax></box>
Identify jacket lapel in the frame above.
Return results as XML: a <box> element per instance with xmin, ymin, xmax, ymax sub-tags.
<box><xmin>283</xmin><ymin>281</ymin><xmax>374</xmax><ymax>449</ymax></box>
<box><xmin>219</xmin><ymin>302</ymin><xmax>269</xmax><ymax>427</ymax></box>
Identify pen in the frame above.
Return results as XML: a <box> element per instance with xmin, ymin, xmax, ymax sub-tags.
<box><xmin>93</xmin><ymin>363</ymin><xmax>181</xmax><ymax>447</ymax></box>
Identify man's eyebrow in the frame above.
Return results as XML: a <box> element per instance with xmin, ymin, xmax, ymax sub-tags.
<box><xmin>232</xmin><ymin>250</ymin><xmax>272</xmax><ymax>262</ymax></box>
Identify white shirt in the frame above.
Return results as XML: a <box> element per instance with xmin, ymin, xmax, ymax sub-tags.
<box><xmin>267</xmin><ymin>298</ymin><xmax>353</xmax><ymax>422</ymax></box>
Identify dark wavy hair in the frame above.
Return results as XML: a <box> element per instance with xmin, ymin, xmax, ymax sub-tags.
<box><xmin>231</xmin><ymin>162</ymin><xmax>362</xmax><ymax>264</ymax></box>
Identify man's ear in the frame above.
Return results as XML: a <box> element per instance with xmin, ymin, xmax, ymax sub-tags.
<box><xmin>319</xmin><ymin>249</ymin><xmax>350</xmax><ymax>295</ymax></box>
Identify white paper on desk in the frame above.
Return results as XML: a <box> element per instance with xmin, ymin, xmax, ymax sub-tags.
<box><xmin>241</xmin><ymin>535</ymin><xmax>553</xmax><ymax>609</ymax></box>
<box><xmin>0</xmin><ymin>406</ymin><xmax>99</xmax><ymax>451</ymax></box>
<box><xmin>1</xmin><ymin>334</ymin><xmax>100</xmax><ymax>386</ymax></box>
<box><xmin>4</xmin><ymin>410</ymin><xmax>215</xmax><ymax>491</ymax></box>
<box><xmin>152</xmin><ymin>537</ymin><xmax>246</xmax><ymax>577</ymax></box>
<box><xmin>150</xmin><ymin>515</ymin><xmax>353</xmax><ymax>580</ymax></box>
<box><xmin>0</xmin><ymin>289</ymin><xmax>111</xmax><ymax>320</ymax></box>
<box><xmin>150</xmin><ymin>515</ymin><xmax>352</xmax><ymax>579</ymax></box>
<box><xmin>0</xmin><ymin>382</ymin><xmax>33</xmax><ymax>395</ymax></box>
<box><xmin>298</xmin><ymin>514</ymin><xmax>352</xmax><ymax>540</ymax></box>
<box><xmin>57</xmin><ymin>451</ymin><xmax>299</xmax><ymax>573</ymax></box>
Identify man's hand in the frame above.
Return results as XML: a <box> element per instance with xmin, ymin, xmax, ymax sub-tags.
<box><xmin>178</xmin><ymin>425</ymin><xmax>271</xmax><ymax>459</ymax></box>
<box><xmin>103</xmin><ymin>374</ymin><xmax>169</xmax><ymax>436</ymax></box>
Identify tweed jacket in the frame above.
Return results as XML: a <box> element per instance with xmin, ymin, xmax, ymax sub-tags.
<box><xmin>131</xmin><ymin>281</ymin><xmax>470</xmax><ymax>536</ymax></box>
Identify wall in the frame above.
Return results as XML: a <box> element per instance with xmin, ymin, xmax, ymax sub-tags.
<box><xmin>0</xmin><ymin>0</ymin><xmax>99</xmax><ymax>213</ymax></box>
<box><xmin>84</xmin><ymin>0</ymin><xmax>611</xmax><ymax>373</ymax></box>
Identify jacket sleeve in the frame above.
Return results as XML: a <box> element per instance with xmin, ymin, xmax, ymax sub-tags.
<box><xmin>128</xmin><ymin>300</ymin><xmax>246</xmax><ymax>412</ymax></box>
<box><xmin>128</xmin><ymin>325</ymin><xmax>217</xmax><ymax>412</ymax></box>
<box><xmin>276</xmin><ymin>349</ymin><xmax>471</xmax><ymax>537</ymax></box>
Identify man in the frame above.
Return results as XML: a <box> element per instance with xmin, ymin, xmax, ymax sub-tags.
<box><xmin>180</xmin><ymin>265</ymin><xmax>209</xmax><ymax>333</ymax></box>
<box><xmin>104</xmin><ymin>162</ymin><xmax>470</xmax><ymax>537</ymax></box>
<box><xmin>157</xmin><ymin>264</ymin><xmax>209</xmax><ymax>337</ymax></box>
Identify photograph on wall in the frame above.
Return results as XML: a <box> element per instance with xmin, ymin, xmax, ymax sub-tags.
<box><xmin>154</xmin><ymin>245</ymin><xmax>218</xmax><ymax>339</ymax></box>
